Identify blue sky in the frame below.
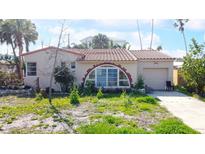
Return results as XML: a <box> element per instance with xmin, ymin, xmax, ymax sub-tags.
<box><xmin>1</xmin><ymin>19</ymin><xmax>205</xmax><ymax>58</ymax></box>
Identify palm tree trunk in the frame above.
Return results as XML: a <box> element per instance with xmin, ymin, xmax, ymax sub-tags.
<box><xmin>182</xmin><ymin>31</ymin><xmax>188</xmax><ymax>55</ymax></box>
<box><xmin>150</xmin><ymin>19</ymin><xmax>154</xmax><ymax>50</ymax></box>
<box><xmin>137</xmin><ymin>20</ymin><xmax>143</xmax><ymax>50</ymax></box>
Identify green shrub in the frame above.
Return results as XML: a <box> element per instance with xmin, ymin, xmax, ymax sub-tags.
<box><xmin>76</xmin><ymin>122</ymin><xmax>147</xmax><ymax>134</ymax></box>
<box><xmin>84</xmin><ymin>80</ymin><xmax>95</xmax><ymax>95</ymax></box>
<box><xmin>96</xmin><ymin>88</ymin><xmax>104</xmax><ymax>99</ymax></box>
<box><xmin>153</xmin><ymin>118</ymin><xmax>199</xmax><ymax>134</ymax></box>
<box><xmin>69</xmin><ymin>86</ymin><xmax>80</xmax><ymax>105</ymax></box>
<box><xmin>120</xmin><ymin>90</ymin><xmax>127</xmax><ymax>98</ymax></box>
<box><xmin>35</xmin><ymin>93</ymin><xmax>43</xmax><ymax>101</ymax></box>
<box><xmin>135</xmin><ymin>75</ymin><xmax>144</xmax><ymax>89</ymax></box>
<box><xmin>136</xmin><ymin>96</ymin><xmax>157</xmax><ymax>104</ymax></box>
<box><xmin>91</xmin><ymin>97</ymin><xmax>98</xmax><ymax>103</ymax></box>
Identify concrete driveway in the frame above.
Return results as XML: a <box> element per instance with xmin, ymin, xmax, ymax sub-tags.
<box><xmin>149</xmin><ymin>91</ymin><xmax>205</xmax><ymax>134</ymax></box>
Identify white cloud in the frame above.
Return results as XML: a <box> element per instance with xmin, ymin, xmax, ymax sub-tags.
<box><xmin>48</xmin><ymin>25</ymin><xmax>161</xmax><ymax>50</ymax></box>
<box><xmin>162</xmin><ymin>49</ymin><xmax>186</xmax><ymax>58</ymax></box>
<box><xmin>186</xmin><ymin>20</ymin><xmax>205</xmax><ymax>30</ymax></box>
<box><xmin>95</xmin><ymin>19</ymin><xmax>165</xmax><ymax>28</ymax></box>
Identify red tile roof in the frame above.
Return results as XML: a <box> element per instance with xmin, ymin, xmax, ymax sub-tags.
<box><xmin>21</xmin><ymin>46</ymin><xmax>174</xmax><ymax>61</ymax></box>
<box><xmin>130</xmin><ymin>50</ymin><xmax>174</xmax><ymax>60</ymax></box>
<box><xmin>68</xmin><ymin>49</ymin><xmax>137</xmax><ymax>61</ymax></box>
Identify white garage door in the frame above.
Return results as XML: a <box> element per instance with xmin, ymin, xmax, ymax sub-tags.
<box><xmin>143</xmin><ymin>68</ymin><xmax>168</xmax><ymax>90</ymax></box>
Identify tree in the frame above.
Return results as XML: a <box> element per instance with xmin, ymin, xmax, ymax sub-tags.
<box><xmin>71</xmin><ymin>42</ymin><xmax>89</xmax><ymax>49</ymax></box>
<box><xmin>137</xmin><ymin>20</ymin><xmax>143</xmax><ymax>50</ymax></box>
<box><xmin>92</xmin><ymin>33</ymin><xmax>109</xmax><ymax>49</ymax></box>
<box><xmin>109</xmin><ymin>41</ymin><xmax>131</xmax><ymax>50</ymax></box>
<box><xmin>156</xmin><ymin>45</ymin><xmax>162</xmax><ymax>51</ymax></box>
<box><xmin>0</xmin><ymin>19</ymin><xmax>38</xmax><ymax>79</ymax></box>
<box><xmin>182</xmin><ymin>38</ymin><xmax>205</xmax><ymax>96</ymax></box>
<box><xmin>174</xmin><ymin>19</ymin><xmax>189</xmax><ymax>54</ymax></box>
<box><xmin>54</xmin><ymin>65</ymin><xmax>74</xmax><ymax>92</ymax></box>
<box><xmin>150</xmin><ymin>19</ymin><xmax>154</xmax><ymax>49</ymax></box>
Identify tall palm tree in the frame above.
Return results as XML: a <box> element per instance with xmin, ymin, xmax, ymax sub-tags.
<box><xmin>137</xmin><ymin>19</ymin><xmax>143</xmax><ymax>50</ymax></box>
<box><xmin>150</xmin><ymin>19</ymin><xmax>154</xmax><ymax>50</ymax></box>
<box><xmin>0</xmin><ymin>19</ymin><xmax>38</xmax><ymax>79</ymax></box>
<box><xmin>174</xmin><ymin>19</ymin><xmax>189</xmax><ymax>54</ymax></box>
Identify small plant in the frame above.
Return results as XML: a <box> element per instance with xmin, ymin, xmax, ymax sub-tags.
<box><xmin>135</xmin><ymin>75</ymin><xmax>144</xmax><ymax>89</ymax></box>
<box><xmin>120</xmin><ymin>90</ymin><xmax>127</xmax><ymax>98</ymax></box>
<box><xmin>96</xmin><ymin>88</ymin><xmax>104</xmax><ymax>99</ymax></box>
<box><xmin>136</xmin><ymin>96</ymin><xmax>157</xmax><ymax>104</ymax></box>
<box><xmin>35</xmin><ymin>92</ymin><xmax>43</xmax><ymax>101</ymax></box>
<box><xmin>69</xmin><ymin>86</ymin><xmax>80</xmax><ymax>105</ymax></box>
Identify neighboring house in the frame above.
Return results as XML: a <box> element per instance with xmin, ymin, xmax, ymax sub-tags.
<box><xmin>80</xmin><ymin>36</ymin><xmax>127</xmax><ymax>48</ymax></box>
<box><xmin>21</xmin><ymin>46</ymin><xmax>174</xmax><ymax>91</ymax></box>
<box><xmin>0</xmin><ymin>60</ymin><xmax>16</xmax><ymax>73</ymax></box>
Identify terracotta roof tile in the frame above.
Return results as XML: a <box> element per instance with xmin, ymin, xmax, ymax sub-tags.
<box><xmin>130</xmin><ymin>50</ymin><xmax>174</xmax><ymax>60</ymax></box>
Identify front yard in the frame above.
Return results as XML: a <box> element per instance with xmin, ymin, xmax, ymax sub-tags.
<box><xmin>0</xmin><ymin>92</ymin><xmax>199</xmax><ymax>134</ymax></box>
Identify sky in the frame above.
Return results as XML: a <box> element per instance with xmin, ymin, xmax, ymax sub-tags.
<box><xmin>1</xmin><ymin>19</ymin><xmax>205</xmax><ymax>58</ymax></box>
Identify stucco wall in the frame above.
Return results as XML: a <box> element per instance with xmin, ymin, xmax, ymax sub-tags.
<box><xmin>137</xmin><ymin>60</ymin><xmax>174</xmax><ymax>82</ymax></box>
<box><xmin>23</xmin><ymin>48</ymin><xmax>80</xmax><ymax>91</ymax></box>
<box><xmin>75</xmin><ymin>61</ymin><xmax>138</xmax><ymax>86</ymax></box>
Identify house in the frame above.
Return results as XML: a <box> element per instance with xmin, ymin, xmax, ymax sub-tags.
<box><xmin>80</xmin><ymin>36</ymin><xmax>127</xmax><ymax>48</ymax></box>
<box><xmin>21</xmin><ymin>46</ymin><xmax>174</xmax><ymax>91</ymax></box>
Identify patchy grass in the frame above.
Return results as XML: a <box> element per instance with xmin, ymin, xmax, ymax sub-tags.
<box><xmin>153</xmin><ymin>118</ymin><xmax>199</xmax><ymax>134</ymax></box>
<box><xmin>0</xmin><ymin>92</ymin><xmax>199</xmax><ymax>134</ymax></box>
<box><xmin>77</xmin><ymin>115</ymin><xmax>147</xmax><ymax>134</ymax></box>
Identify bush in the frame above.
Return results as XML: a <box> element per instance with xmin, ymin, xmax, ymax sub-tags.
<box><xmin>84</xmin><ymin>80</ymin><xmax>95</xmax><ymax>95</ymax></box>
<box><xmin>153</xmin><ymin>118</ymin><xmax>199</xmax><ymax>134</ymax></box>
<box><xmin>54</xmin><ymin>65</ymin><xmax>74</xmax><ymax>92</ymax></box>
<box><xmin>69</xmin><ymin>86</ymin><xmax>80</xmax><ymax>105</ymax></box>
<box><xmin>135</xmin><ymin>75</ymin><xmax>144</xmax><ymax>89</ymax></box>
<box><xmin>136</xmin><ymin>96</ymin><xmax>157</xmax><ymax>104</ymax></box>
<box><xmin>35</xmin><ymin>93</ymin><xmax>43</xmax><ymax>101</ymax></box>
<box><xmin>96</xmin><ymin>88</ymin><xmax>104</xmax><ymax>99</ymax></box>
<box><xmin>76</xmin><ymin>122</ymin><xmax>147</xmax><ymax>134</ymax></box>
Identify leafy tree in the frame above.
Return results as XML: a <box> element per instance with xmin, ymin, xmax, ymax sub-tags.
<box><xmin>174</xmin><ymin>19</ymin><xmax>189</xmax><ymax>54</ymax></box>
<box><xmin>92</xmin><ymin>33</ymin><xmax>109</xmax><ymax>49</ymax></box>
<box><xmin>54</xmin><ymin>65</ymin><xmax>74</xmax><ymax>92</ymax></box>
<box><xmin>0</xmin><ymin>19</ymin><xmax>38</xmax><ymax>79</ymax></box>
<box><xmin>182</xmin><ymin>38</ymin><xmax>205</xmax><ymax>96</ymax></box>
<box><xmin>71</xmin><ymin>42</ymin><xmax>89</xmax><ymax>49</ymax></box>
<box><xmin>156</xmin><ymin>45</ymin><xmax>162</xmax><ymax>51</ymax></box>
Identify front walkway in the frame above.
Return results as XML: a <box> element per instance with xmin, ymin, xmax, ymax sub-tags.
<box><xmin>149</xmin><ymin>91</ymin><xmax>205</xmax><ymax>134</ymax></box>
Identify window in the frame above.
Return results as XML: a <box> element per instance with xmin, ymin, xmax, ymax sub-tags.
<box><xmin>119</xmin><ymin>70</ymin><xmax>129</xmax><ymax>86</ymax></box>
<box><xmin>71</xmin><ymin>62</ymin><xmax>75</xmax><ymax>69</ymax></box>
<box><xmin>27</xmin><ymin>62</ymin><xmax>37</xmax><ymax>76</ymax></box>
<box><xmin>85</xmin><ymin>65</ymin><xmax>130</xmax><ymax>88</ymax></box>
<box><xmin>108</xmin><ymin>69</ymin><xmax>117</xmax><ymax>86</ymax></box>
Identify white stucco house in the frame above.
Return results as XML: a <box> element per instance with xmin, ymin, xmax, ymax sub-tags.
<box><xmin>21</xmin><ymin>46</ymin><xmax>174</xmax><ymax>91</ymax></box>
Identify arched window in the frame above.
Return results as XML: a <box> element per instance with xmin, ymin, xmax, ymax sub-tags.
<box><xmin>85</xmin><ymin>65</ymin><xmax>130</xmax><ymax>88</ymax></box>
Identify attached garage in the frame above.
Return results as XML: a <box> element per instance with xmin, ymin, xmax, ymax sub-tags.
<box><xmin>143</xmin><ymin>68</ymin><xmax>168</xmax><ymax>90</ymax></box>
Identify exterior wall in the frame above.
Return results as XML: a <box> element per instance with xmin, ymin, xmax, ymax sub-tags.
<box><xmin>137</xmin><ymin>60</ymin><xmax>174</xmax><ymax>84</ymax></box>
<box><xmin>23</xmin><ymin>48</ymin><xmax>80</xmax><ymax>91</ymax></box>
<box><xmin>75</xmin><ymin>61</ymin><xmax>138</xmax><ymax>86</ymax></box>
<box><xmin>173</xmin><ymin>68</ymin><xmax>178</xmax><ymax>86</ymax></box>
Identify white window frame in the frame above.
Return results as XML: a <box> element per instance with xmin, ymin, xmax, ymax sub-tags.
<box><xmin>26</xmin><ymin>62</ymin><xmax>37</xmax><ymax>77</ymax></box>
<box><xmin>85</xmin><ymin>65</ymin><xmax>130</xmax><ymax>88</ymax></box>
